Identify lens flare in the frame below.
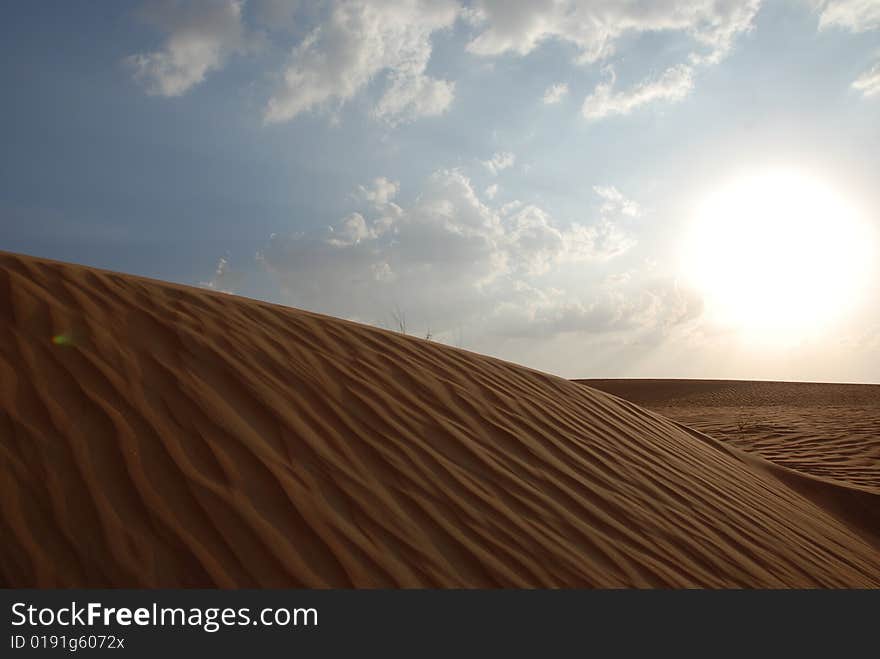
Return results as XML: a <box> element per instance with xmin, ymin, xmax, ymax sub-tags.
<box><xmin>51</xmin><ymin>333</ymin><xmax>74</xmax><ymax>346</ymax></box>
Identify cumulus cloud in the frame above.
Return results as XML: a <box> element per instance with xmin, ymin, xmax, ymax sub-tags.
<box><xmin>582</xmin><ymin>65</ymin><xmax>694</xmax><ymax>120</ymax></box>
<box><xmin>373</xmin><ymin>72</ymin><xmax>456</xmax><ymax>125</ymax></box>
<box><xmin>124</xmin><ymin>0</ymin><xmax>761</xmax><ymax>123</ymax></box>
<box><xmin>817</xmin><ymin>0</ymin><xmax>880</xmax><ymax>32</ymax></box>
<box><xmin>125</xmin><ymin>0</ymin><xmax>250</xmax><ymax>97</ymax></box>
<box><xmin>327</xmin><ymin>212</ymin><xmax>375</xmax><ymax>246</ymax></box>
<box><xmin>257</xmin><ymin>170</ymin><xmax>696</xmax><ymax>345</ymax></box>
<box><xmin>482</xmin><ymin>151</ymin><xmax>516</xmax><ymax>175</ymax></box>
<box><xmin>467</xmin><ymin>1</ymin><xmax>758</xmax><ymax>119</ymax></box>
<box><xmin>264</xmin><ymin>0</ymin><xmax>458</xmax><ymax>125</ymax></box>
<box><xmin>813</xmin><ymin>1</ymin><xmax>880</xmax><ymax>93</ymax></box>
<box><xmin>593</xmin><ymin>185</ymin><xmax>642</xmax><ymax>217</ymax></box>
<box><xmin>852</xmin><ymin>61</ymin><xmax>880</xmax><ymax>96</ymax></box>
<box><xmin>466</xmin><ymin>0</ymin><xmax>761</xmax><ymax>65</ymax></box>
<box><xmin>542</xmin><ymin>82</ymin><xmax>570</xmax><ymax>104</ymax></box>
<box><xmin>126</xmin><ymin>0</ymin><xmax>456</xmax><ymax>123</ymax></box>
<box><xmin>356</xmin><ymin>177</ymin><xmax>400</xmax><ymax>205</ymax></box>
<box><xmin>494</xmin><ymin>279</ymin><xmax>703</xmax><ymax>339</ymax></box>
<box><xmin>484</xmin><ymin>183</ymin><xmax>499</xmax><ymax>200</ymax></box>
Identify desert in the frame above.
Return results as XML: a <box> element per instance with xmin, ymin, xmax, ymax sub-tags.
<box><xmin>1</xmin><ymin>251</ymin><xmax>877</xmax><ymax>588</ymax></box>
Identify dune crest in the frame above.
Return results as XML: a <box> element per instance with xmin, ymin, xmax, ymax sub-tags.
<box><xmin>1</xmin><ymin>252</ymin><xmax>878</xmax><ymax>587</ymax></box>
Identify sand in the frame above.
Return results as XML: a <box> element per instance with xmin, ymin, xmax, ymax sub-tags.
<box><xmin>580</xmin><ymin>379</ymin><xmax>880</xmax><ymax>493</ymax></box>
<box><xmin>1</xmin><ymin>251</ymin><xmax>878</xmax><ymax>587</ymax></box>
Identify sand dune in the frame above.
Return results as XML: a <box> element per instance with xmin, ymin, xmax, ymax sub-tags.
<box><xmin>580</xmin><ymin>379</ymin><xmax>880</xmax><ymax>493</ymax></box>
<box><xmin>1</xmin><ymin>252</ymin><xmax>878</xmax><ymax>588</ymax></box>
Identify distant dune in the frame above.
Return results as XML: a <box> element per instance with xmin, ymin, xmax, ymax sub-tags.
<box><xmin>580</xmin><ymin>379</ymin><xmax>880</xmax><ymax>493</ymax></box>
<box><xmin>2</xmin><ymin>252</ymin><xmax>878</xmax><ymax>587</ymax></box>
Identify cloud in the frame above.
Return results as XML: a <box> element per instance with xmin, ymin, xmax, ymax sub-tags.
<box><xmin>200</xmin><ymin>254</ymin><xmax>244</xmax><ymax>293</ymax></box>
<box><xmin>125</xmin><ymin>0</ymin><xmax>250</xmax><ymax>97</ymax></box>
<box><xmin>582</xmin><ymin>65</ymin><xmax>694</xmax><ymax>120</ymax></box>
<box><xmin>356</xmin><ymin>177</ymin><xmax>400</xmax><ymax>205</ymax></box>
<box><xmin>852</xmin><ymin>61</ymin><xmax>880</xmax><ymax>96</ymax></box>
<box><xmin>256</xmin><ymin>170</ymin><xmax>692</xmax><ymax>347</ymax></box>
<box><xmin>373</xmin><ymin>73</ymin><xmax>456</xmax><ymax>125</ymax></box>
<box><xmin>817</xmin><ymin>0</ymin><xmax>880</xmax><ymax>32</ymax></box>
<box><xmin>467</xmin><ymin>1</ymin><xmax>758</xmax><ymax>119</ymax></box>
<box><xmin>466</xmin><ymin>0</ymin><xmax>761</xmax><ymax>66</ymax></box>
<box><xmin>593</xmin><ymin>185</ymin><xmax>642</xmax><ymax>217</ymax></box>
<box><xmin>482</xmin><ymin>151</ymin><xmax>516</xmax><ymax>175</ymax></box>
<box><xmin>124</xmin><ymin>0</ymin><xmax>760</xmax><ymax>123</ymax></box>
<box><xmin>484</xmin><ymin>183</ymin><xmax>499</xmax><ymax>200</ymax></box>
<box><xmin>494</xmin><ymin>279</ymin><xmax>703</xmax><ymax>339</ymax></box>
<box><xmin>327</xmin><ymin>212</ymin><xmax>375</xmax><ymax>246</ymax></box>
<box><xmin>813</xmin><ymin>1</ymin><xmax>880</xmax><ymax>93</ymax></box>
<box><xmin>558</xmin><ymin>220</ymin><xmax>635</xmax><ymax>266</ymax></box>
<box><xmin>264</xmin><ymin>0</ymin><xmax>459</xmax><ymax>125</ymax></box>
<box><xmin>542</xmin><ymin>82</ymin><xmax>569</xmax><ymax>104</ymax></box>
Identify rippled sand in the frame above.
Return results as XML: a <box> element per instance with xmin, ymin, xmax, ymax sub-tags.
<box><xmin>2</xmin><ymin>252</ymin><xmax>878</xmax><ymax>587</ymax></box>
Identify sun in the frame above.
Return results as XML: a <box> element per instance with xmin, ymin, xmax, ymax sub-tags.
<box><xmin>681</xmin><ymin>169</ymin><xmax>874</xmax><ymax>340</ymax></box>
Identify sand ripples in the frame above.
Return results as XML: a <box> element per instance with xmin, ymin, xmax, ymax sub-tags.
<box><xmin>2</xmin><ymin>253</ymin><xmax>878</xmax><ymax>587</ymax></box>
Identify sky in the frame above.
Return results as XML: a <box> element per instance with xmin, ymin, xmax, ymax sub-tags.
<box><xmin>2</xmin><ymin>0</ymin><xmax>880</xmax><ymax>382</ymax></box>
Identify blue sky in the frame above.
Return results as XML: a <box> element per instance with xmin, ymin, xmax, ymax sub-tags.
<box><xmin>3</xmin><ymin>0</ymin><xmax>880</xmax><ymax>381</ymax></box>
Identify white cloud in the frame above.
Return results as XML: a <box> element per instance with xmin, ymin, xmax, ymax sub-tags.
<box><xmin>813</xmin><ymin>1</ymin><xmax>880</xmax><ymax>92</ymax></box>
<box><xmin>485</xmin><ymin>183</ymin><xmax>499</xmax><ymax>200</ymax></box>
<box><xmin>852</xmin><ymin>61</ymin><xmax>880</xmax><ymax>96</ymax></box>
<box><xmin>467</xmin><ymin>1</ymin><xmax>758</xmax><ymax>119</ymax></box>
<box><xmin>496</xmin><ymin>280</ymin><xmax>703</xmax><ymax>339</ymax></box>
<box><xmin>264</xmin><ymin>0</ymin><xmax>458</xmax><ymax>125</ymax></box>
<box><xmin>328</xmin><ymin>212</ymin><xmax>374</xmax><ymax>246</ymax></box>
<box><xmin>817</xmin><ymin>0</ymin><xmax>880</xmax><ymax>32</ymax></box>
<box><xmin>482</xmin><ymin>151</ymin><xmax>516</xmax><ymax>175</ymax></box>
<box><xmin>542</xmin><ymin>82</ymin><xmax>569</xmax><ymax>104</ymax></box>
<box><xmin>562</xmin><ymin>219</ymin><xmax>636</xmax><ymax>263</ymax></box>
<box><xmin>582</xmin><ymin>65</ymin><xmax>694</xmax><ymax>120</ymax></box>
<box><xmin>593</xmin><ymin>185</ymin><xmax>642</xmax><ymax>217</ymax></box>
<box><xmin>466</xmin><ymin>1</ymin><xmax>761</xmax><ymax>66</ymax></box>
<box><xmin>200</xmin><ymin>254</ymin><xmax>244</xmax><ymax>293</ymax></box>
<box><xmin>373</xmin><ymin>73</ymin><xmax>456</xmax><ymax>125</ymax></box>
<box><xmin>356</xmin><ymin>177</ymin><xmax>400</xmax><ymax>205</ymax></box>
<box><xmin>256</xmin><ymin>171</ymin><xmax>689</xmax><ymax>346</ymax></box>
<box><xmin>125</xmin><ymin>0</ymin><xmax>249</xmax><ymax>97</ymax></box>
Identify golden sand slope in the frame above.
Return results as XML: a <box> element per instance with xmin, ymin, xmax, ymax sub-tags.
<box><xmin>1</xmin><ymin>252</ymin><xmax>878</xmax><ymax>588</ymax></box>
<box><xmin>580</xmin><ymin>379</ymin><xmax>880</xmax><ymax>494</ymax></box>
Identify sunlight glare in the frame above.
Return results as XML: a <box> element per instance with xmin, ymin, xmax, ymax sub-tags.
<box><xmin>682</xmin><ymin>169</ymin><xmax>874</xmax><ymax>340</ymax></box>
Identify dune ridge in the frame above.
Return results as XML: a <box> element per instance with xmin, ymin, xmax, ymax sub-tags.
<box><xmin>1</xmin><ymin>252</ymin><xmax>878</xmax><ymax>587</ymax></box>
